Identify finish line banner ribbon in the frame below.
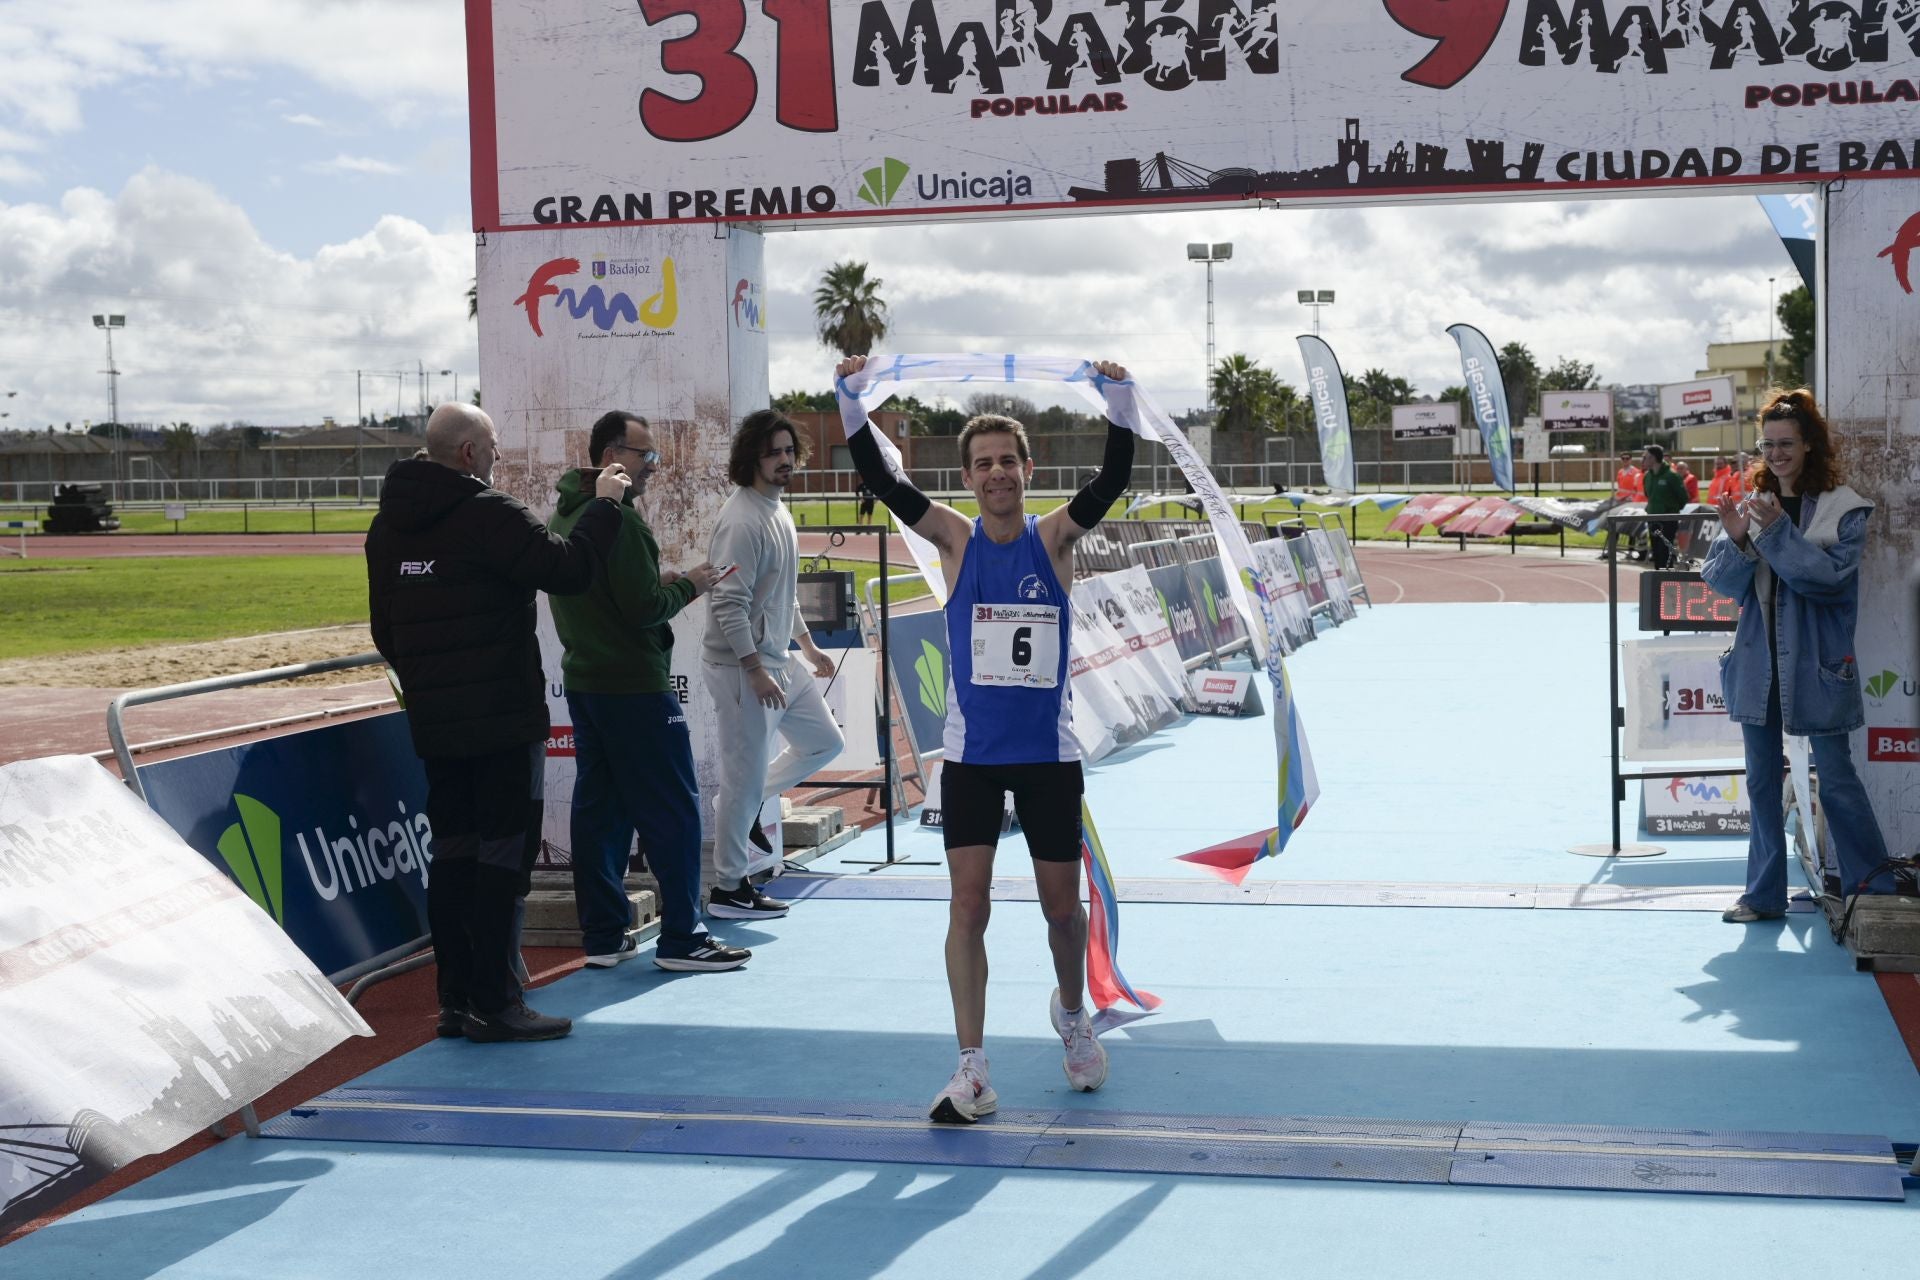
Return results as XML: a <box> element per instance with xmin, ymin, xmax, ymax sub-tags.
<box><xmin>836</xmin><ymin>355</ymin><xmax>1317</xmax><ymax>918</ymax></box>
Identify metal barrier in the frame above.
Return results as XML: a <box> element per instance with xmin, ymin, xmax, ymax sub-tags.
<box><xmin>106</xmin><ymin>653</ymin><xmax>434</xmax><ymax>997</ymax></box>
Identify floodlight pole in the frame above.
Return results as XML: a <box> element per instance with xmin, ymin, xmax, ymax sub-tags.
<box><xmin>1187</xmin><ymin>242</ymin><xmax>1231</xmax><ymax>409</ymax></box>
<box><xmin>92</xmin><ymin>315</ymin><xmax>125</xmax><ymax>500</ymax></box>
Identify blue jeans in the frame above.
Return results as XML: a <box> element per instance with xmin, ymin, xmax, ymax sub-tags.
<box><xmin>1739</xmin><ymin>691</ymin><xmax>1893</xmax><ymax>912</ymax></box>
<box><xmin>567</xmin><ymin>690</ymin><xmax>703</xmax><ymax>953</ymax></box>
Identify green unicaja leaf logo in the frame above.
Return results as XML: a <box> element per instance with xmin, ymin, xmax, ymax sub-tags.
<box><xmin>1202</xmin><ymin>580</ymin><xmax>1219</xmax><ymax>626</ymax></box>
<box><xmin>915</xmin><ymin>639</ymin><xmax>946</xmax><ymax>718</ymax></box>
<box><xmin>215</xmin><ymin>793</ymin><xmax>283</xmax><ymax>923</ymax></box>
<box><xmin>857</xmin><ymin>157</ymin><xmax>910</xmax><ymax>207</ymax></box>
<box><xmin>1866</xmin><ymin>670</ymin><xmax>1899</xmax><ymax>700</ymax></box>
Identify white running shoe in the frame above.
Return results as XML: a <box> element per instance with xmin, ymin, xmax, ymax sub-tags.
<box><xmin>1050</xmin><ymin>988</ymin><xmax>1109</xmax><ymax>1092</ymax></box>
<box><xmin>928</xmin><ymin>1060</ymin><xmax>997</xmax><ymax>1124</ymax></box>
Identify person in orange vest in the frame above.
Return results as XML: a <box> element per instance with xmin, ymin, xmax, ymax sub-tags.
<box><xmin>1708</xmin><ymin>456</ymin><xmax>1734</xmax><ymax>502</ymax></box>
<box><xmin>1729</xmin><ymin>450</ymin><xmax>1750</xmax><ymax>501</ymax></box>
<box><xmin>1675</xmin><ymin>458</ymin><xmax>1699</xmax><ymax>502</ymax></box>
<box><xmin>1614</xmin><ymin>452</ymin><xmax>1643</xmax><ymax>501</ymax></box>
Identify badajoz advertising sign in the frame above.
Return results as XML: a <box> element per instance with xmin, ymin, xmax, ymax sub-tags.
<box><xmin>136</xmin><ymin>714</ymin><xmax>433</xmax><ymax>980</ymax></box>
<box><xmin>469</xmin><ymin>0</ymin><xmax>1920</xmax><ymax>231</ymax></box>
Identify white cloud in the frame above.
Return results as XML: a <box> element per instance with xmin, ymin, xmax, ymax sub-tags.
<box><xmin>0</xmin><ymin>168</ymin><xmax>476</xmax><ymax>428</ymax></box>
<box><xmin>306</xmin><ymin>154</ymin><xmax>402</xmax><ymax>177</ymax></box>
<box><xmin>0</xmin><ymin>2</ymin><xmax>464</xmax><ymax>141</ymax></box>
<box><xmin>280</xmin><ymin>112</ymin><xmax>325</xmax><ymax>128</ymax></box>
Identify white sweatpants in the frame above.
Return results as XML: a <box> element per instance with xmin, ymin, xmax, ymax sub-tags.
<box><xmin>703</xmin><ymin>658</ymin><xmax>845</xmax><ymax>886</ymax></box>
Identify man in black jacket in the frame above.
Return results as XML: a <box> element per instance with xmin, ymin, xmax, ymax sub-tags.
<box><xmin>368</xmin><ymin>402</ymin><xmax>630</xmax><ymax>1042</ymax></box>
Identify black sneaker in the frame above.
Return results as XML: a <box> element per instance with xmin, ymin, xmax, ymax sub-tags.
<box><xmin>461</xmin><ymin>1001</ymin><xmax>573</xmax><ymax>1043</ymax></box>
<box><xmin>435</xmin><ymin>1004</ymin><xmax>469</xmax><ymax>1038</ymax></box>
<box><xmin>655</xmin><ymin>933</ymin><xmax>751</xmax><ymax>972</ymax></box>
<box><xmin>749</xmin><ymin>817</ymin><xmax>774</xmax><ymax>855</ymax></box>
<box><xmin>708</xmin><ymin>880</ymin><xmax>790</xmax><ymax>920</ymax></box>
<box><xmin>584</xmin><ymin>935</ymin><xmax>639</xmax><ymax>969</ymax></box>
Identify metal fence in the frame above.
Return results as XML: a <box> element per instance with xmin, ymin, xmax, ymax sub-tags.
<box><xmin>0</xmin><ymin>476</ymin><xmax>388</xmax><ymax>505</ymax></box>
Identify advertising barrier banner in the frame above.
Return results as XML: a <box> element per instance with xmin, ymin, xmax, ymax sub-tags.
<box><xmin>1307</xmin><ymin>529</ymin><xmax>1358</xmax><ymax>624</ymax></box>
<box><xmin>1542</xmin><ymin>390</ymin><xmax>1613</xmax><ymax>432</ymax></box>
<box><xmin>881</xmin><ymin>607</ymin><xmax>952</xmax><ymax>760</ymax></box>
<box><xmin>137</xmin><ymin>713</ymin><xmax>433</xmax><ymax>981</ymax></box>
<box><xmin>1391</xmin><ymin>402</ymin><xmax>1459</xmax><ymax>440</ymax></box>
<box><xmin>1249</xmin><ymin>538</ymin><xmax>1316</xmax><ymax>653</ymax></box>
<box><xmin>1081</xmin><ymin>568</ymin><xmax>1194</xmax><ymax>712</ymax></box>
<box><xmin>1660</xmin><ymin>375</ymin><xmax>1737</xmax><ymax>432</ymax></box>
<box><xmin>470</xmin><ymin>3</ymin><xmax>1920</xmax><ymax>231</ymax></box>
<box><xmin>0</xmin><ymin>756</ymin><xmax>369</xmax><ymax>1233</ymax></box>
<box><xmin>1146</xmin><ymin>563</ymin><xmax>1211</xmax><ymax>665</ymax></box>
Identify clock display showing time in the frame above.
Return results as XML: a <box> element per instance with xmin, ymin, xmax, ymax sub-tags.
<box><xmin>1637</xmin><ymin>571</ymin><xmax>1741</xmax><ymax>631</ymax></box>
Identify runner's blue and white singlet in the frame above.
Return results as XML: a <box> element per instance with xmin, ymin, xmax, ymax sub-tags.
<box><xmin>942</xmin><ymin>516</ymin><xmax>1077</xmax><ymax>764</ymax></box>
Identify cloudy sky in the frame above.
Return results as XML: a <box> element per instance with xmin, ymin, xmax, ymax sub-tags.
<box><xmin>0</xmin><ymin>1</ymin><xmax>1802</xmax><ymax>432</ymax></box>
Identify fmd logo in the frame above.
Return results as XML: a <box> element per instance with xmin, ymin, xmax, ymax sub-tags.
<box><xmin>732</xmin><ymin>278</ymin><xmax>766</xmax><ymax>330</ymax></box>
<box><xmin>512</xmin><ymin>256</ymin><xmax>679</xmax><ymax>338</ymax></box>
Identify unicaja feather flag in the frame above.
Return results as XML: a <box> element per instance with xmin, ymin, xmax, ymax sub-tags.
<box><xmin>1296</xmin><ymin>335</ymin><xmax>1357</xmax><ymax>494</ymax></box>
<box><xmin>1446</xmin><ymin>324</ymin><xmax>1514</xmax><ymax>492</ymax></box>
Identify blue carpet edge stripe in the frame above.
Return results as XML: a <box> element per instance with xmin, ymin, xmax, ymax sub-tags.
<box><xmin>258</xmin><ymin>1087</ymin><xmax>1905</xmax><ymax>1203</ymax></box>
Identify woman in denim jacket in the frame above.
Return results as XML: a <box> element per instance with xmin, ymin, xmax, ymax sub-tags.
<box><xmin>1701</xmin><ymin>389</ymin><xmax>1889</xmax><ymax>922</ymax></box>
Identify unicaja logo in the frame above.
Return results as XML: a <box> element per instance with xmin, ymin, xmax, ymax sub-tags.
<box><xmin>915</xmin><ymin>640</ymin><xmax>947</xmax><ymax>717</ymax></box>
<box><xmin>857</xmin><ymin>157</ymin><xmax>910</xmax><ymax>207</ymax></box>
<box><xmin>216</xmin><ymin>794</ymin><xmax>284</xmax><ymax>923</ymax></box>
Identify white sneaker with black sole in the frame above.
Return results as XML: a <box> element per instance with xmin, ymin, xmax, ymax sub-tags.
<box><xmin>583</xmin><ymin>935</ymin><xmax>640</xmax><ymax>968</ymax></box>
<box><xmin>707</xmin><ymin>880</ymin><xmax>790</xmax><ymax>920</ymax></box>
<box><xmin>929</xmin><ymin>1059</ymin><xmax>997</xmax><ymax>1124</ymax></box>
<box><xmin>654</xmin><ymin>933</ymin><xmax>752</xmax><ymax>972</ymax></box>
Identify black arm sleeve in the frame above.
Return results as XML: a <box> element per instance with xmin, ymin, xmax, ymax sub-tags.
<box><xmin>846</xmin><ymin>425</ymin><xmax>931</xmax><ymax>526</ymax></box>
<box><xmin>502</xmin><ymin>495</ymin><xmax>619</xmax><ymax>595</ymax></box>
<box><xmin>1066</xmin><ymin>420</ymin><xmax>1135</xmax><ymax>529</ymax></box>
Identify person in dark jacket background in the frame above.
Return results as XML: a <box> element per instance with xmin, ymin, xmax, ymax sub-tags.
<box><xmin>368</xmin><ymin>402</ymin><xmax>630</xmax><ymax>1043</ymax></box>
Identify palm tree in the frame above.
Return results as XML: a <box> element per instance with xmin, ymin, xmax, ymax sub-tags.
<box><xmin>813</xmin><ymin>260</ymin><xmax>889</xmax><ymax>356</ymax></box>
<box><xmin>1210</xmin><ymin>353</ymin><xmax>1281</xmax><ymax>431</ymax></box>
<box><xmin>467</xmin><ymin>278</ymin><xmax>478</xmax><ymax>322</ymax></box>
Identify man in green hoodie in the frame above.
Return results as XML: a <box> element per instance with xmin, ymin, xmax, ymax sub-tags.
<box><xmin>547</xmin><ymin>411</ymin><xmax>749</xmax><ymax>973</ymax></box>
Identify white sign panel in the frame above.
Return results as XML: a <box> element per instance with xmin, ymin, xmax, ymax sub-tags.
<box><xmin>472</xmin><ymin>3</ymin><xmax>1920</xmax><ymax>231</ymax></box>
<box><xmin>1620</xmin><ymin>636</ymin><xmax>1746</xmax><ymax>762</ymax></box>
<box><xmin>1391</xmin><ymin>402</ymin><xmax>1459</xmax><ymax>440</ymax></box>
<box><xmin>1541</xmin><ymin>389</ymin><xmax>1613</xmax><ymax>432</ymax></box>
<box><xmin>1641</xmin><ymin>774</ymin><xmax>1752</xmax><ymax>837</ymax></box>
<box><xmin>0</xmin><ymin>756</ymin><xmax>369</xmax><ymax>1231</ymax></box>
<box><xmin>1659</xmin><ymin>375</ymin><xmax>1737</xmax><ymax>432</ymax></box>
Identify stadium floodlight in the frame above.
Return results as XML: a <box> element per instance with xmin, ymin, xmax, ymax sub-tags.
<box><xmin>1187</xmin><ymin>242</ymin><xmax>1233</xmax><ymax>409</ymax></box>
<box><xmin>1301</xmin><ymin>289</ymin><xmax>1335</xmax><ymax>335</ymax></box>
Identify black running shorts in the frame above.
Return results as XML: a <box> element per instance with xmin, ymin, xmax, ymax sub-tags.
<box><xmin>939</xmin><ymin>760</ymin><xmax>1084</xmax><ymax>861</ymax></box>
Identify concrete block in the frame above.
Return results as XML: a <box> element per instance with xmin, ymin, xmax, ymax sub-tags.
<box><xmin>783</xmin><ymin>806</ymin><xmax>844</xmax><ymax>847</ymax></box>
<box><xmin>1844</xmin><ymin>895</ymin><xmax>1920</xmax><ymax>964</ymax></box>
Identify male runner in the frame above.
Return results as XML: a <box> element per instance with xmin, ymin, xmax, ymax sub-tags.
<box><xmin>837</xmin><ymin>354</ymin><xmax>1134</xmax><ymax>1123</ymax></box>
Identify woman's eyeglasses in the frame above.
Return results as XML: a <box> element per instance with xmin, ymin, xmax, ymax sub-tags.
<box><xmin>1754</xmin><ymin>439</ymin><xmax>1799</xmax><ymax>453</ymax></box>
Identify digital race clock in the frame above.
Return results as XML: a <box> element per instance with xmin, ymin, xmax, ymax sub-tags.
<box><xmin>1638</xmin><ymin>570</ymin><xmax>1741</xmax><ymax>631</ymax></box>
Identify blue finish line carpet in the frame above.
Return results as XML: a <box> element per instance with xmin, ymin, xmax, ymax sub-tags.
<box><xmin>6</xmin><ymin>605</ymin><xmax>1918</xmax><ymax>1279</ymax></box>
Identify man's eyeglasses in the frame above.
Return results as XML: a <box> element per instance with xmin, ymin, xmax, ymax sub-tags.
<box><xmin>608</xmin><ymin>443</ymin><xmax>661</xmax><ymax>465</ymax></box>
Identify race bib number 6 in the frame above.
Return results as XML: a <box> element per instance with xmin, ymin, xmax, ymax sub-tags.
<box><xmin>970</xmin><ymin>604</ymin><xmax>1061</xmax><ymax>689</ymax></box>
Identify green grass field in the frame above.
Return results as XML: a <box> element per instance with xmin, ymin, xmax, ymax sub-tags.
<box><xmin>0</xmin><ymin>557</ymin><xmax>370</xmax><ymax>661</ymax></box>
<box><xmin>0</xmin><ymin>504</ymin><xmax>377</xmax><ymax>535</ymax></box>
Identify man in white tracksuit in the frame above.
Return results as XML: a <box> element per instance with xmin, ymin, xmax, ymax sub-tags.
<box><xmin>702</xmin><ymin>409</ymin><xmax>843</xmax><ymax>920</ymax></box>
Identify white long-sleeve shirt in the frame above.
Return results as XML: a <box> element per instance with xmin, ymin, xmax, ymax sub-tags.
<box><xmin>701</xmin><ymin>485</ymin><xmax>810</xmax><ymax>668</ymax></box>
